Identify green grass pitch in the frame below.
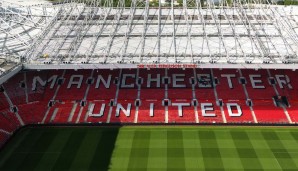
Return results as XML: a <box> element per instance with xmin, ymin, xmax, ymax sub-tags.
<box><xmin>0</xmin><ymin>126</ymin><xmax>298</xmax><ymax>171</ymax></box>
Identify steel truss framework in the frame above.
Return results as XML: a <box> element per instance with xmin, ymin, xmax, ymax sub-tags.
<box><xmin>1</xmin><ymin>0</ymin><xmax>298</xmax><ymax>70</ymax></box>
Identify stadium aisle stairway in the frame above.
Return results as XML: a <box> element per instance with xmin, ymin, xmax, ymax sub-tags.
<box><xmin>77</xmin><ymin>104</ymin><xmax>90</xmax><ymax>123</ymax></box>
<box><xmin>52</xmin><ymin>102</ymin><xmax>74</xmax><ymax>123</ymax></box>
<box><xmin>3</xmin><ymin>73</ymin><xmax>26</xmax><ymax>105</ymax></box>
<box><xmin>43</xmin><ymin>105</ymin><xmax>58</xmax><ymax>124</ymax></box>
<box><xmin>0</xmin><ymin>110</ymin><xmax>20</xmax><ymax>132</ymax></box>
<box><xmin>68</xmin><ymin>102</ymin><xmax>81</xmax><ymax>123</ymax></box>
<box><xmin>286</xmin><ymin>101</ymin><xmax>298</xmax><ymax>123</ymax></box>
<box><xmin>17</xmin><ymin>102</ymin><xmax>48</xmax><ymax>124</ymax></box>
<box><xmin>0</xmin><ymin>93</ymin><xmax>11</xmax><ymax>111</ymax></box>
<box><xmin>252</xmin><ymin>100</ymin><xmax>288</xmax><ymax>123</ymax></box>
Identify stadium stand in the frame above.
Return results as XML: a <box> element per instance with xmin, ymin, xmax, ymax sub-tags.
<box><xmin>1</xmin><ymin>0</ymin><xmax>298</xmax><ymax>156</ymax></box>
<box><xmin>0</xmin><ymin>69</ymin><xmax>297</xmax><ymax>126</ymax></box>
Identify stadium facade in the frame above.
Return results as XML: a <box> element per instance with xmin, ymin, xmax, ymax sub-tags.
<box><xmin>1</xmin><ymin>0</ymin><xmax>298</xmax><ymax>148</ymax></box>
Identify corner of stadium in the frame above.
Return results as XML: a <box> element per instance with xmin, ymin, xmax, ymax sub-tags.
<box><xmin>1</xmin><ymin>0</ymin><xmax>298</xmax><ymax>170</ymax></box>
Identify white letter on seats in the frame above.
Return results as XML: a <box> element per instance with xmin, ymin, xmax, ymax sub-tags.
<box><xmin>121</xmin><ymin>74</ymin><xmax>135</xmax><ymax>88</ymax></box>
<box><xmin>147</xmin><ymin>74</ymin><xmax>160</xmax><ymax>88</ymax></box>
<box><xmin>32</xmin><ymin>75</ymin><xmax>58</xmax><ymax>90</ymax></box>
<box><xmin>150</xmin><ymin>103</ymin><xmax>154</xmax><ymax>117</ymax></box>
<box><xmin>201</xmin><ymin>103</ymin><xmax>216</xmax><ymax>117</ymax></box>
<box><xmin>116</xmin><ymin>103</ymin><xmax>131</xmax><ymax>117</ymax></box>
<box><xmin>249</xmin><ymin>75</ymin><xmax>265</xmax><ymax>89</ymax></box>
<box><xmin>88</xmin><ymin>103</ymin><xmax>105</xmax><ymax>117</ymax></box>
<box><xmin>275</xmin><ymin>75</ymin><xmax>292</xmax><ymax>89</ymax></box>
<box><xmin>172</xmin><ymin>103</ymin><xmax>190</xmax><ymax>117</ymax></box>
<box><xmin>221</xmin><ymin>74</ymin><xmax>236</xmax><ymax>88</ymax></box>
<box><xmin>173</xmin><ymin>74</ymin><xmax>186</xmax><ymax>88</ymax></box>
<box><xmin>226</xmin><ymin>103</ymin><xmax>242</xmax><ymax>117</ymax></box>
<box><xmin>68</xmin><ymin>75</ymin><xmax>83</xmax><ymax>88</ymax></box>
<box><xmin>95</xmin><ymin>75</ymin><xmax>111</xmax><ymax>89</ymax></box>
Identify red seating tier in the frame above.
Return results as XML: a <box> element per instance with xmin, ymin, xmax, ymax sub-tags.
<box><xmin>86</xmin><ymin>100</ymin><xmax>110</xmax><ymax>123</ymax></box>
<box><xmin>168</xmin><ymin>99</ymin><xmax>196</xmax><ymax>123</ymax></box>
<box><xmin>139</xmin><ymin>69</ymin><xmax>165</xmax><ymax>100</ymax></box>
<box><xmin>0</xmin><ymin>94</ymin><xmax>10</xmax><ymax>110</ymax></box>
<box><xmin>197</xmin><ymin>100</ymin><xmax>223</xmax><ymax>123</ymax></box>
<box><xmin>138</xmin><ymin>101</ymin><xmax>165</xmax><ymax>123</ymax></box>
<box><xmin>223</xmin><ymin>100</ymin><xmax>255</xmax><ymax>123</ymax></box>
<box><xmin>117</xmin><ymin>69</ymin><xmax>138</xmax><ymax>100</ymax></box>
<box><xmin>168</xmin><ymin>69</ymin><xmax>193</xmax><ymax>100</ymax></box>
<box><xmin>213</xmin><ymin>69</ymin><xmax>247</xmax><ymax>100</ymax></box>
<box><xmin>17</xmin><ymin>102</ymin><xmax>48</xmax><ymax>124</ymax></box>
<box><xmin>109</xmin><ymin>100</ymin><xmax>136</xmax><ymax>123</ymax></box>
<box><xmin>0</xmin><ymin>110</ymin><xmax>20</xmax><ymax>132</ymax></box>
<box><xmin>0</xmin><ymin>69</ymin><xmax>297</xmax><ymax>133</ymax></box>
<box><xmin>52</xmin><ymin>102</ymin><xmax>74</xmax><ymax>123</ymax></box>
<box><xmin>3</xmin><ymin>73</ymin><xmax>26</xmax><ymax>105</ymax></box>
<box><xmin>253</xmin><ymin>100</ymin><xmax>289</xmax><ymax>123</ymax></box>
<box><xmin>55</xmin><ymin>70</ymin><xmax>91</xmax><ymax>101</ymax></box>
<box><xmin>87</xmin><ymin>69</ymin><xmax>119</xmax><ymax>100</ymax></box>
<box><xmin>241</xmin><ymin>69</ymin><xmax>276</xmax><ymax>100</ymax></box>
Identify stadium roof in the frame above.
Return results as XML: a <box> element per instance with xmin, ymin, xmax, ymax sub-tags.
<box><xmin>1</xmin><ymin>0</ymin><xmax>298</xmax><ymax>71</ymax></box>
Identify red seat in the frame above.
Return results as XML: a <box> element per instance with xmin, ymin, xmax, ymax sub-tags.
<box><xmin>109</xmin><ymin>100</ymin><xmax>136</xmax><ymax>123</ymax></box>
<box><xmin>86</xmin><ymin>100</ymin><xmax>110</xmax><ymax>123</ymax></box>
<box><xmin>168</xmin><ymin>99</ymin><xmax>196</xmax><ymax>123</ymax></box>
<box><xmin>167</xmin><ymin>69</ymin><xmax>193</xmax><ymax>100</ymax></box>
<box><xmin>138</xmin><ymin>101</ymin><xmax>165</xmax><ymax>123</ymax></box>
<box><xmin>222</xmin><ymin>100</ymin><xmax>255</xmax><ymax>123</ymax></box>
<box><xmin>253</xmin><ymin>100</ymin><xmax>289</xmax><ymax>123</ymax></box>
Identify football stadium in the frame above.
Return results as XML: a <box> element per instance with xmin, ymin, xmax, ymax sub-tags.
<box><xmin>0</xmin><ymin>0</ymin><xmax>298</xmax><ymax>170</ymax></box>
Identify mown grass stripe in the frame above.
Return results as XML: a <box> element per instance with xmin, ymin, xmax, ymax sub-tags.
<box><xmin>1</xmin><ymin>126</ymin><xmax>298</xmax><ymax>171</ymax></box>
<box><xmin>230</xmin><ymin>131</ymin><xmax>264</xmax><ymax>170</ymax></box>
<box><xmin>262</xmin><ymin>131</ymin><xmax>298</xmax><ymax>169</ymax></box>
<box><xmin>88</xmin><ymin>127</ymin><xmax>119</xmax><ymax>170</ymax></box>
<box><xmin>69</xmin><ymin>129</ymin><xmax>103</xmax><ymax>170</ymax></box>
<box><xmin>17</xmin><ymin>129</ymin><xmax>59</xmax><ymax>171</ymax></box>
<box><xmin>198</xmin><ymin>130</ymin><xmax>224</xmax><ymax>170</ymax></box>
<box><xmin>52</xmin><ymin>129</ymin><xmax>86</xmax><ymax>170</ymax></box>
<box><xmin>0</xmin><ymin>128</ymin><xmax>43</xmax><ymax>171</ymax></box>
<box><xmin>167</xmin><ymin>130</ymin><xmax>185</xmax><ymax>170</ymax></box>
<box><xmin>127</xmin><ymin>130</ymin><xmax>150</xmax><ymax>170</ymax></box>
<box><xmin>33</xmin><ymin>128</ymin><xmax>72</xmax><ymax>171</ymax></box>
<box><xmin>0</xmin><ymin>128</ymin><xmax>30</xmax><ymax>167</ymax></box>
